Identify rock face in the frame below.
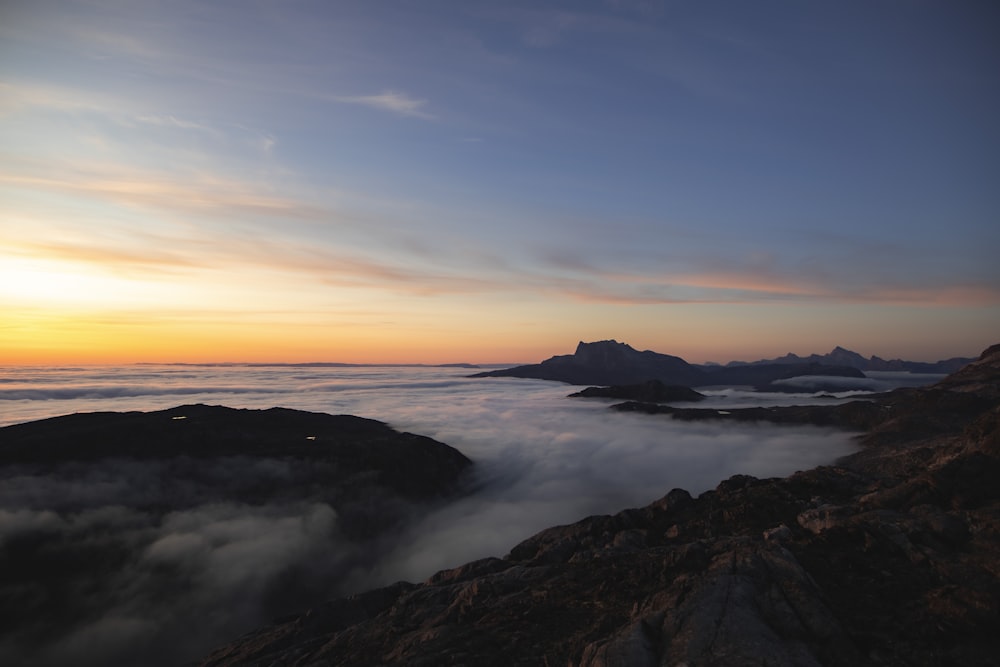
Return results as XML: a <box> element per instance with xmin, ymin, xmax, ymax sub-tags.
<box><xmin>201</xmin><ymin>346</ymin><xmax>1000</xmax><ymax>666</ymax></box>
<box><xmin>473</xmin><ymin>340</ymin><xmax>866</xmax><ymax>388</ymax></box>
<box><xmin>0</xmin><ymin>405</ymin><xmax>473</xmax><ymax>667</ymax></box>
<box><xmin>568</xmin><ymin>379</ymin><xmax>706</xmax><ymax>403</ymax></box>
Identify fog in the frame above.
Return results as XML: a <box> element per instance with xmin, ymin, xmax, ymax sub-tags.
<box><xmin>0</xmin><ymin>459</ymin><xmax>375</xmax><ymax>667</ymax></box>
<box><xmin>351</xmin><ymin>400</ymin><xmax>856</xmax><ymax>588</ymax></box>
<box><xmin>0</xmin><ymin>365</ymin><xmax>878</xmax><ymax>665</ymax></box>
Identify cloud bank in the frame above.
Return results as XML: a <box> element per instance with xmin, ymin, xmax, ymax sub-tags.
<box><xmin>0</xmin><ymin>367</ymin><xmax>864</xmax><ymax>665</ymax></box>
<box><xmin>0</xmin><ymin>456</ymin><xmax>419</xmax><ymax>667</ymax></box>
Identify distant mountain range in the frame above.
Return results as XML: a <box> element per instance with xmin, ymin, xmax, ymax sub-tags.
<box><xmin>473</xmin><ymin>340</ymin><xmax>871</xmax><ymax>390</ymax></box>
<box><xmin>721</xmin><ymin>345</ymin><xmax>973</xmax><ymax>374</ymax></box>
<box><xmin>471</xmin><ymin>340</ymin><xmax>975</xmax><ymax>390</ymax></box>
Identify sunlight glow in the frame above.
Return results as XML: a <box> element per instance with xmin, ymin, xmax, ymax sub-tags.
<box><xmin>0</xmin><ymin>257</ymin><xmax>150</xmax><ymax>307</ymax></box>
<box><xmin>0</xmin><ymin>2</ymin><xmax>995</xmax><ymax>365</ymax></box>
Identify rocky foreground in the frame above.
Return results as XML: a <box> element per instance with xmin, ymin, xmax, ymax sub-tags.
<box><xmin>203</xmin><ymin>345</ymin><xmax>1000</xmax><ymax>666</ymax></box>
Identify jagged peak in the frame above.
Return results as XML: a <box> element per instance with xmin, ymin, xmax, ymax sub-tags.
<box><xmin>828</xmin><ymin>345</ymin><xmax>866</xmax><ymax>357</ymax></box>
<box><xmin>576</xmin><ymin>339</ymin><xmax>629</xmax><ymax>348</ymax></box>
<box><xmin>574</xmin><ymin>339</ymin><xmax>637</xmax><ymax>356</ymax></box>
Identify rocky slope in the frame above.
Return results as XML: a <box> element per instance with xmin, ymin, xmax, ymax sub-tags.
<box><xmin>472</xmin><ymin>340</ymin><xmax>866</xmax><ymax>389</ymax></box>
<box><xmin>202</xmin><ymin>345</ymin><xmax>1000</xmax><ymax>666</ymax></box>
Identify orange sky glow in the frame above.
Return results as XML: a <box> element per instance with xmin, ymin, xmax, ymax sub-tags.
<box><xmin>2</xmin><ymin>2</ymin><xmax>997</xmax><ymax>367</ymax></box>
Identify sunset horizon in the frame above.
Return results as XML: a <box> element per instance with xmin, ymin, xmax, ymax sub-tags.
<box><xmin>2</xmin><ymin>1</ymin><xmax>997</xmax><ymax>368</ymax></box>
<box><xmin>0</xmin><ymin>334</ymin><xmax>989</xmax><ymax>368</ymax></box>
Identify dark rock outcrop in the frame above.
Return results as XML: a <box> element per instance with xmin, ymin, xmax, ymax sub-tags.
<box><xmin>201</xmin><ymin>346</ymin><xmax>1000</xmax><ymax>666</ymax></box>
<box><xmin>0</xmin><ymin>404</ymin><xmax>472</xmax><ymax>509</ymax></box>
<box><xmin>568</xmin><ymin>379</ymin><xmax>706</xmax><ymax>403</ymax></box>
<box><xmin>473</xmin><ymin>340</ymin><xmax>866</xmax><ymax>388</ymax></box>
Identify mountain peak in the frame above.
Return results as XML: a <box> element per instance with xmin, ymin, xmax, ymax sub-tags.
<box><xmin>473</xmin><ymin>340</ymin><xmax>702</xmax><ymax>386</ymax></box>
<box><xmin>573</xmin><ymin>340</ymin><xmax>644</xmax><ymax>369</ymax></box>
<box><xmin>574</xmin><ymin>339</ymin><xmax>632</xmax><ymax>353</ymax></box>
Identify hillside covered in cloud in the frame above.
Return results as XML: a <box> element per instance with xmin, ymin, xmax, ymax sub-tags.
<box><xmin>0</xmin><ymin>405</ymin><xmax>471</xmax><ymax>667</ymax></box>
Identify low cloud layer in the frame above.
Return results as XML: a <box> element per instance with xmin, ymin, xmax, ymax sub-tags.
<box><xmin>0</xmin><ymin>457</ymin><xmax>391</xmax><ymax>667</ymax></box>
<box><xmin>355</xmin><ymin>404</ymin><xmax>856</xmax><ymax>588</ymax></box>
<box><xmin>0</xmin><ymin>367</ymin><xmax>866</xmax><ymax>665</ymax></box>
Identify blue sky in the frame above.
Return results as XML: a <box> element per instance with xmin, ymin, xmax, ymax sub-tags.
<box><xmin>1</xmin><ymin>0</ymin><xmax>998</xmax><ymax>363</ymax></box>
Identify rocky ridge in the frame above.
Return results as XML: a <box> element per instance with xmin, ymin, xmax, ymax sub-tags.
<box><xmin>725</xmin><ymin>345</ymin><xmax>975</xmax><ymax>374</ymax></box>
<box><xmin>201</xmin><ymin>346</ymin><xmax>1000</xmax><ymax>666</ymax></box>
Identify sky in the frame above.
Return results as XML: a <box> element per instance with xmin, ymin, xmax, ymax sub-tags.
<box><xmin>1</xmin><ymin>0</ymin><xmax>998</xmax><ymax>365</ymax></box>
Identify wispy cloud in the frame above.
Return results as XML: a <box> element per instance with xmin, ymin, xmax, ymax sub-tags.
<box><xmin>534</xmin><ymin>255</ymin><xmax>1000</xmax><ymax>307</ymax></box>
<box><xmin>0</xmin><ymin>80</ymin><xmax>109</xmax><ymax>115</ymax></box>
<box><xmin>0</xmin><ymin>159</ymin><xmax>328</xmax><ymax>221</ymax></box>
<box><xmin>136</xmin><ymin>114</ymin><xmax>214</xmax><ymax>132</ymax></box>
<box><xmin>6</xmin><ymin>145</ymin><xmax>997</xmax><ymax>309</ymax></box>
<box><xmin>329</xmin><ymin>90</ymin><xmax>433</xmax><ymax>119</ymax></box>
<box><xmin>8</xmin><ymin>239</ymin><xmax>205</xmax><ymax>277</ymax></box>
<box><xmin>1</xmin><ymin>79</ymin><xmax>278</xmax><ymax>158</ymax></box>
<box><xmin>2</xmin><ymin>212</ymin><xmax>503</xmax><ymax>301</ymax></box>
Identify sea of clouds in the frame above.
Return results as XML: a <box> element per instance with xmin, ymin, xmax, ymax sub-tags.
<box><xmin>0</xmin><ymin>364</ymin><xmax>907</xmax><ymax>665</ymax></box>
